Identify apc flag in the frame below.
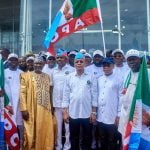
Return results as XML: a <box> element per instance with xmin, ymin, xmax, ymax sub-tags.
<box><xmin>0</xmin><ymin>56</ymin><xmax>20</xmax><ymax>150</ymax></box>
<box><xmin>44</xmin><ymin>0</ymin><xmax>100</xmax><ymax>55</ymax></box>
<box><xmin>120</xmin><ymin>57</ymin><xmax>150</xmax><ymax>150</ymax></box>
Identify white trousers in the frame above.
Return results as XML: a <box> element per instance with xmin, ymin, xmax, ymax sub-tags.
<box><xmin>55</xmin><ymin>108</ymin><xmax>71</xmax><ymax>150</ymax></box>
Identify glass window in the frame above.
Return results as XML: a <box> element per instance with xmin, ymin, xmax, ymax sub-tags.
<box><xmin>0</xmin><ymin>0</ymin><xmax>20</xmax><ymax>53</ymax></box>
<box><xmin>120</xmin><ymin>0</ymin><xmax>147</xmax><ymax>51</ymax></box>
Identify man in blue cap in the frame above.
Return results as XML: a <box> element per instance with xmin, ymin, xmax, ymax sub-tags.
<box><xmin>62</xmin><ymin>52</ymin><xmax>98</xmax><ymax>150</ymax></box>
<box><xmin>96</xmin><ymin>57</ymin><xmax>123</xmax><ymax>150</ymax></box>
<box><xmin>51</xmin><ymin>48</ymin><xmax>74</xmax><ymax>150</ymax></box>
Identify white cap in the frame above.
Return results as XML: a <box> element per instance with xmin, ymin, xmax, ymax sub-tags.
<box><xmin>93</xmin><ymin>50</ymin><xmax>104</xmax><ymax>57</ymax></box>
<box><xmin>126</xmin><ymin>49</ymin><xmax>140</xmax><ymax>59</ymax></box>
<box><xmin>26</xmin><ymin>56</ymin><xmax>35</xmax><ymax>62</ymax></box>
<box><xmin>8</xmin><ymin>53</ymin><xmax>18</xmax><ymax>60</ymax></box>
<box><xmin>84</xmin><ymin>53</ymin><xmax>92</xmax><ymax>58</ymax></box>
<box><xmin>112</xmin><ymin>49</ymin><xmax>124</xmax><ymax>55</ymax></box>
<box><xmin>46</xmin><ymin>53</ymin><xmax>54</xmax><ymax>59</ymax></box>
<box><xmin>80</xmin><ymin>49</ymin><xmax>87</xmax><ymax>54</ymax></box>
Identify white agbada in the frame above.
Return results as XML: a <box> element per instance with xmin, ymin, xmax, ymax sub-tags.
<box><xmin>4</xmin><ymin>68</ymin><xmax>22</xmax><ymax>125</ymax></box>
<box><xmin>97</xmin><ymin>73</ymin><xmax>123</xmax><ymax>124</ymax></box>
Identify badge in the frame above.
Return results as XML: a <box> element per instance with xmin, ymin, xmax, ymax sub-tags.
<box><xmin>65</xmin><ymin>71</ymin><xmax>69</xmax><ymax>75</ymax></box>
<box><xmin>87</xmin><ymin>80</ymin><xmax>91</xmax><ymax>85</ymax></box>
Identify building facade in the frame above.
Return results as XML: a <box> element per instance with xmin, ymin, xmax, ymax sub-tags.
<box><xmin>0</xmin><ymin>0</ymin><xmax>149</xmax><ymax>55</ymax></box>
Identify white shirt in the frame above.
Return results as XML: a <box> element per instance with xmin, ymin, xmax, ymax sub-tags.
<box><xmin>4</xmin><ymin>68</ymin><xmax>22</xmax><ymax>125</ymax></box>
<box><xmin>51</xmin><ymin>64</ymin><xmax>74</xmax><ymax>107</ymax></box>
<box><xmin>113</xmin><ymin>63</ymin><xmax>130</xmax><ymax>81</ymax></box>
<box><xmin>97</xmin><ymin>72</ymin><xmax>123</xmax><ymax>124</ymax></box>
<box><xmin>62</xmin><ymin>71</ymin><xmax>98</xmax><ymax>119</ymax></box>
<box><xmin>42</xmin><ymin>64</ymin><xmax>55</xmax><ymax>85</ymax></box>
<box><xmin>85</xmin><ymin>64</ymin><xmax>103</xmax><ymax>79</ymax></box>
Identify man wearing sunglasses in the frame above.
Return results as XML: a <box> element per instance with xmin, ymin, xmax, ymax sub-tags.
<box><xmin>62</xmin><ymin>52</ymin><xmax>98</xmax><ymax>150</ymax></box>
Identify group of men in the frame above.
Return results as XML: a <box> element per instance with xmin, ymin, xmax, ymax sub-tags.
<box><xmin>0</xmin><ymin>47</ymin><xmax>150</xmax><ymax>150</ymax></box>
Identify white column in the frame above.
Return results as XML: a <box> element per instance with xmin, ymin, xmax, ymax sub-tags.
<box><xmin>20</xmin><ymin>0</ymin><xmax>32</xmax><ymax>56</ymax></box>
<box><xmin>117</xmin><ymin>0</ymin><xmax>121</xmax><ymax>50</ymax></box>
<box><xmin>49</xmin><ymin>0</ymin><xmax>52</xmax><ymax>28</ymax></box>
<box><xmin>147</xmin><ymin>0</ymin><xmax>150</xmax><ymax>52</ymax></box>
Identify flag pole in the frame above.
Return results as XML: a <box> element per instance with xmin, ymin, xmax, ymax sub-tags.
<box><xmin>96</xmin><ymin>0</ymin><xmax>106</xmax><ymax>57</ymax></box>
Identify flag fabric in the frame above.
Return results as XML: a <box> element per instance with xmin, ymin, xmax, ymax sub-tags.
<box><xmin>0</xmin><ymin>56</ymin><xmax>20</xmax><ymax>150</ymax></box>
<box><xmin>0</xmin><ymin>55</ymin><xmax>5</xmax><ymax>149</ymax></box>
<box><xmin>121</xmin><ymin>57</ymin><xmax>150</xmax><ymax>150</ymax></box>
<box><xmin>44</xmin><ymin>0</ymin><xmax>100</xmax><ymax>55</ymax></box>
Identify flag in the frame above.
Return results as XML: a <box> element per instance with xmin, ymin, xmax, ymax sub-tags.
<box><xmin>0</xmin><ymin>55</ymin><xmax>5</xmax><ymax>149</ymax></box>
<box><xmin>122</xmin><ymin>57</ymin><xmax>150</xmax><ymax>150</ymax></box>
<box><xmin>0</xmin><ymin>55</ymin><xmax>20</xmax><ymax>150</ymax></box>
<box><xmin>44</xmin><ymin>0</ymin><xmax>100</xmax><ymax>55</ymax></box>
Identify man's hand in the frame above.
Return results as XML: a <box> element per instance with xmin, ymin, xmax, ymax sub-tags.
<box><xmin>0</xmin><ymin>89</ymin><xmax>5</xmax><ymax>97</ymax></box>
<box><xmin>90</xmin><ymin>112</ymin><xmax>97</xmax><ymax>124</ymax></box>
<box><xmin>22</xmin><ymin>111</ymin><xmax>29</xmax><ymax>121</ymax></box>
<box><xmin>142</xmin><ymin>110</ymin><xmax>150</xmax><ymax>126</ymax></box>
<box><xmin>63</xmin><ymin>109</ymin><xmax>69</xmax><ymax>123</ymax></box>
<box><xmin>115</xmin><ymin>116</ymin><xmax>120</xmax><ymax>127</ymax></box>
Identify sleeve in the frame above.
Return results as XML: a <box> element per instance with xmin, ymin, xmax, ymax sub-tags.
<box><xmin>50</xmin><ymin>71</ymin><xmax>54</xmax><ymax>86</ymax></box>
<box><xmin>117</xmin><ymin>78</ymin><xmax>124</xmax><ymax>117</ymax></box>
<box><xmin>20</xmin><ymin>73</ymin><xmax>27</xmax><ymax>111</ymax></box>
<box><xmin>91</xmin><ymin>76</ymin><xmax>98</xmax><ymax>107</ymax></box>
<box><xmin>62</xmin><ymin>76</ymin><xmax>71</xmax><ymax>108</ymax></box>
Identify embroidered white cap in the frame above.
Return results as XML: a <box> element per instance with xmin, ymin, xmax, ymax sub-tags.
<box><xmin>126</xmin><ymin>49</ymin><xmax>140</xmax><ymax>59</ymax></box>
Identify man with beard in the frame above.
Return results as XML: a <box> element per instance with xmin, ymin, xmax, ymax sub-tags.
<box><xmin>68</xmin><ymin>50</ymin><xmax>77</xmax><ymax>67</ymax></box>
<box><xmin>85</xmin><ymin>50</ymin><xmax>104</xmax><ymax>79</ymax></box>
<box><xmin>26</xmin><ymin>56</ymin><xmax>35</xmax><ymax>72</ymax></box>
<box><xmin>20</xmin><ymin>56</ymin><xmax>54</xmax><ymax>150</ymax></box>
<box><xmin>118</xmin><ymin>49</ymin><xmax>150</xmax><ymax>150</ymax></box>
<box><xmin>19</xmin><ymin>56</ymin><xmax>27</xmax><ymax>72</ymax></box>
